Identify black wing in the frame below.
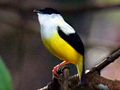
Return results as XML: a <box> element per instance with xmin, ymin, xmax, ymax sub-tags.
<box><xmin>57</xmin><ymin>26</ymin><xmax>84</xmax><ymax>55</ymax></box>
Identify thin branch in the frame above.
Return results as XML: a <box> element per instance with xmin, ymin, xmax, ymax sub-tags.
<box><xmin>90</xmin><ymin>48</ymin><xmax>120</xmax><ymax>73</ymax></box>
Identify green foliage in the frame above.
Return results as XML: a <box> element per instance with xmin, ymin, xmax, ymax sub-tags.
<box><xmin>0</xmin><ymin>57</ymin><xmax>13</xmax><ymax>90</ymax></box>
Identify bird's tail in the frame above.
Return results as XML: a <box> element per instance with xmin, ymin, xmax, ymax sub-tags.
<box><xmin>76</xmin><ymin>57</ymin><xmax>85</xmax><ymax>85</ymax></box>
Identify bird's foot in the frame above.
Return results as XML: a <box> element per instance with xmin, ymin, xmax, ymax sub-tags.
<box><xmin>52</xmin><ymin>65</ymin><xmax>59</xmax><ymax>79</ymax></box>
<box><xmin>52</xmin><ymin>61</ymin><xmax>70</xmax><ymax>79</ymax></box>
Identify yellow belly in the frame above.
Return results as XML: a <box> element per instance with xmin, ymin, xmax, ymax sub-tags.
<box><xmin>41</xmin><ymin>30</ymin><xmax>83</xmax><ymax>65</ymax></box>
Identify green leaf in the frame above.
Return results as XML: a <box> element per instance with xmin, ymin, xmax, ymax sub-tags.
<box><xmin>0</xmin><ymin>57</ymin><xmax>13</xmax><ymax>90</ymax></box>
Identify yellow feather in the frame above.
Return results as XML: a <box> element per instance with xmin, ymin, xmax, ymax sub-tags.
<box><xmin>76</xmin><ymin>56</ymin><xmax>83</xmax><ymax>80</ymax></box>
<box><xmin>41</xmin><ymin>29</ymin><xmax>83</xmax><ymax>80</ymax></box>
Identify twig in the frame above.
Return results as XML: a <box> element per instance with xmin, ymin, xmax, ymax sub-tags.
<box><xmin>89</xmin><ymin>49</ymin><xmax>120</xmax><ymax>73</ymax></box>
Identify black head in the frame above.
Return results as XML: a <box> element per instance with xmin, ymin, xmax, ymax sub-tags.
<box><xmin>34</xmin><ymin>8</ymin><xmax>60</xmax><ymax>14</ymax></box>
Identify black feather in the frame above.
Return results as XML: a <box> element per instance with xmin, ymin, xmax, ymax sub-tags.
<box><xmin>39</xmin><ymin>8</ymin><xmax>60</xmax><ymax>14</ymax></box>
<box><xmin>57</xmin><ymin>26</ymin><xmax>84</xmax><ymax>55</ymax></box>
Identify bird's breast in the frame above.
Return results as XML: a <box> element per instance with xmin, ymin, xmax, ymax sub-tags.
<box><xmin>41</xmin><ymin>29</ymin><xmax>82</xmax><ymax>65</ymax></box>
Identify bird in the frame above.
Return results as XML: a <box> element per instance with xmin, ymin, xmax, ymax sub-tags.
<box><xmin>34</xmin><ymin>7</ymin><xmax>85</xmax><ymax>85</ymax></box>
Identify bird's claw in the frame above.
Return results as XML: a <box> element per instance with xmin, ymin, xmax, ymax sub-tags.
<box><xmin>52</xmin><ymin>66</ymin><xmax>59</xmax><ymax>79</ymax></box>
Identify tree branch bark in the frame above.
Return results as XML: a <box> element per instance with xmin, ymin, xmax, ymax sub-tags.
<box><xmin>38</xmin><ymin>48</ymin><xmax>120</xmax><ymax>90</ymax></box>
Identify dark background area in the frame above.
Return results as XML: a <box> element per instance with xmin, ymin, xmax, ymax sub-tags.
<box><xmin>0</xmin><ymin>0</ymin><xmax>120</xmax><ymax>90</ymax></box>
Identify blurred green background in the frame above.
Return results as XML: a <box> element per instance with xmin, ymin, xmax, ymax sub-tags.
<box><xmin>0</xmin><ymin>0</ymin><xmax>120</xmax><ymax>90</ymax></box>
<box><xmin>0</xmin><ymin>57</ymin><xmax>13</xmax><ymax>90</ymax></box>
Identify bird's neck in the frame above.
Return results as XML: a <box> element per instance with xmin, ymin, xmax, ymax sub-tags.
<box><xmin>40</xmin><ymin>23</ymin><xmax>57</xmax><ymax>39</ymax></box>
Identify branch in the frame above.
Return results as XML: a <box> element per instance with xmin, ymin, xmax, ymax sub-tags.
<box><xmin>90</xmin><ymin>48</ymin><xmax>120</xmax><ymax>73</ymax></box>
<box><xmin>38</xmin><ymin>48</ymin><xmax>120</xmax><ymax>90</ymax></box>
<box><xmin>38</xmin><ymin>66</ymin><xmax>70</xmax><ymax>90</ymax></box>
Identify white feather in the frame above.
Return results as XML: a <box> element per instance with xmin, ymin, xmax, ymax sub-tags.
<box><xmin>37</xmin><ymin>13</ymin><xmax>75</xmax><ymax>39</ymax></box>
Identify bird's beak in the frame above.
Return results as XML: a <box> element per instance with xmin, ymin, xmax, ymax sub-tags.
<box><xmin>33</xmin><ymin>9</ymin><xmax>42</xmax><ymax>14</ymax></box>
